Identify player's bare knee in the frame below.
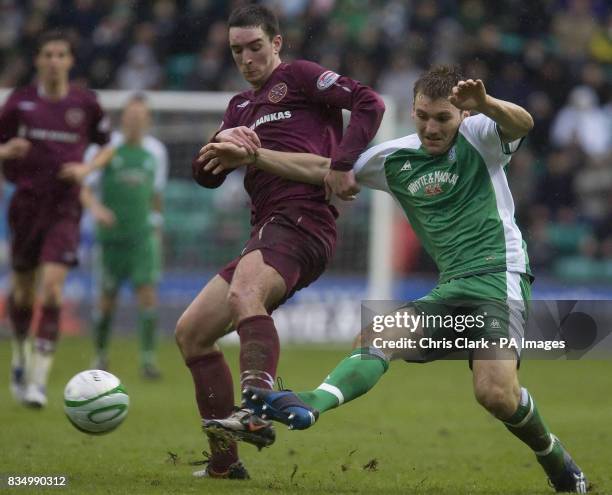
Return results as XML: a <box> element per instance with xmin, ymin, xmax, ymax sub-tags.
<box><xmin>136</xmin><ymin>286</ymin><xmax>157</xmax><ymax>309</ymax></box>
<box><xmin>138</xmin><ymin>299</ymin><xmax>156</xmax><ymax>312</ymax></box>
<box><xmin>11</xmin><ymin>273</ymin><xmax>36</xmax><ymax>306</ymax></box>
<box><xmin>175</xmin><ymin>312</ymin><xmax>218</xmax><ymax>354</ymax></box>
<box><xmin>12</xmin><ymin>286</ymin><xmax>36</xmax><ymax>307</ymax></box>
<box><xmin>174</xmin><ymin>313</ymin><xmax>194</xmax><ymax>351</ymax></box>
<box><xmin>40</xmin><ymin>282</ymin><xmax>63</xmax><ymax>307</ymax></box>
<box><xmin>474</xmin><ymin>383</ymin><xmax>517</xmax><ymax>419</ymax></box>
<box><xmin>99</xmin><ymin>299</ymin><xmax>116</xmax><ymax>316</ymax></box>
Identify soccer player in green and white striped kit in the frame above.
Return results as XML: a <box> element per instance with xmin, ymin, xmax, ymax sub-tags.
<box><xmin>202</xmin><ymin>65</ymin><xmax>588</xmax><ymax>492</ymax></box>
<box><xmin>81</xmin><ymin>95</ymin><xmax>168</xmax><ymax>379</ymax></box>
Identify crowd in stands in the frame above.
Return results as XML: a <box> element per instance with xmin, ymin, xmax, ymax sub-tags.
<box><xmin>0</xmin><ymin>0</ymin><xmax>610</xmax><ymax>281</ymax></box>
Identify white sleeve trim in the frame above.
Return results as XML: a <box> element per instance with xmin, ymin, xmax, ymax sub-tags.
<box><xmin>143</xmin><ymin>135</ymin><xmax>169</xmax><ymax>192</ymax></box>
<box><xmin>354</xmin><ymin>134</ymin><xmax>421</xmax><ymax>193</ymax></box>
<box><xmin>460</xmin><ymin>114</ymin><xmax>521</xmax><ymax>168</ymax></box>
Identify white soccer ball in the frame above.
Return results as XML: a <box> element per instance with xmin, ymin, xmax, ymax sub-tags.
<box><xmin>64</xmin><ymin>370</ymin><xmax>129</xmax><ymax>434</ymax></box>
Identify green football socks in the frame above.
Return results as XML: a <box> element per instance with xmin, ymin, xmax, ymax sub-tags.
<box><xmin>138</xmin><ymin>308</ymin><xmax>158</xmax><ymax>367</ymax></box>
<box><xmin>297</xmin><ymin>347</ymin><xmax>389</xmax><ymax>414</ymax></box>
<box><xmin>92</xmin><ymin>312</ymin><xmax>113</xmax><ymax>358</ymax></box>
<box><xmin>504</xmin><ymin>388</ymin><xmax>566</xmax><ymax>477</ymax></box>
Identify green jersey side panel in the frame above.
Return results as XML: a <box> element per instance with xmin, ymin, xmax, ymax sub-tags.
<box><xmin>354</xmin><ymin>114</ymin><xmax>530</xmax><ymax>283</ymax></box>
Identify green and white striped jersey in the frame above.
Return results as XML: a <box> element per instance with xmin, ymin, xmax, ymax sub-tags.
<box><xmin>355</xmin><ymin>114</ymin><xmax>530</xmax><ymax>283</ymax></box>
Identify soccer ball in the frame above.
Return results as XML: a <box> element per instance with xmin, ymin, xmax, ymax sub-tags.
<box><xmin>64</xmin><ymin>370</ymin><xmax>129</xmax><ymax>434</ymax></box>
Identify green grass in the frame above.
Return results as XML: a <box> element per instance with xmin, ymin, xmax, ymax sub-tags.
<box><xmin>0</xmin><ymin>337</ymin><xmax>610</xmax><ymax>494</ymax></box>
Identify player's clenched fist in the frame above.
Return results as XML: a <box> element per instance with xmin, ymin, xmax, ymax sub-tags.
<box><xmin>215</xmin><ymin>126</ymin><xmax>261</xmax><ymax>154</ymax></box>
<box><xmin>324</xmin><ymin>169</ymin><xmax>360</xmax><ymax>201</ymax></box>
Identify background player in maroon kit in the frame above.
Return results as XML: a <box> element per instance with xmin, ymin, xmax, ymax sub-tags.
<box><xmin>0</xmin><ymin>31</ymin><xmax>112</xmax><ymax>408</ymax></box>
<box><xmin>175</xmin><ymin>5</ymin><xmax>385</xmax><ymax>479</ymax></box>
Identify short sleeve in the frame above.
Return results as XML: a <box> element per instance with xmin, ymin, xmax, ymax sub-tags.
<box><xmin>88</xmin><ymin>96</ymin><xmax>111</xmax><ymax>146</ymax></box>
<box><xmin>84</xmin><ymin>169</ymin><xmax>101</xmax><ymax>188</ymax></box>
<box><xmin>460</xmin><ymin>114</ymin><xmax>523</xmax><ymax>167</ymax></box>
<box><xmin>144</xmin><ymin>136</ymin><xmax>169</xmax><ymax>192</ymax></box>
<box><xmin>354</xmin><ymin>143</ymin><xmax>392</xmax><ymax>193</ymax></box>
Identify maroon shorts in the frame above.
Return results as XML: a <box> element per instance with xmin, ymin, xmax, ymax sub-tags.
<box><xmin>8</xmin><ymin>191</ymin><xmax>81</xmax><ymax>272</ymax></box>
<box><xmin>218</xmin><ymin>205</ymin><xmax>337</xmax><ymax>310</ymax></box>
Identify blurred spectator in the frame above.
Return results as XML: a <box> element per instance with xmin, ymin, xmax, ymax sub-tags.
<box><xmin>184</xmin><ymin>45</ymin><xmax>224</xmax><ymax>90</ymax></box>
<box><xmin>551</xmin><ymin>0</ymin><xmax>598</xmax><ymax>62</ymax></box>
<box><xmin>378</xmin><ymin>55</ymin><xmax>421</xmax><ymax>131</ymax></box>
<box><xmin>589</xmin><ymin>13</ymin><xmax>612</xmax><ymax>63</ymax></box>
<box><xmin>535</xmin><ymin>149</ymin><xmax>578</xmax><ymax>216</ymax></box>
<box><xmin>115</xmin><ymin>23</ymin><xmax>163</xmax><ymax>90</ymax></box>
<box><xmin>526</xmin><ymin>91</ymin><xmax>554</xmax><ymax>155</ymax></box>
<box><xmin>574</xmin><ymin>156</ymin><xmax>612</xmax><ymax>223</ymax></box>
<box><xmin>490</xmin><ymin>61</ymin><xmax>531</xmax><ymax>108</ymax></box>
<box><xmin>551</xmin><ymin>86</ymin><xmax>611</xmax><ymax>159</ymax></box>
<box><xmin>50</xmin><ymin>0</ymin><xmax>102</xmax><ymax>37</ymax></box>
<box><xmin>0</xmin><ymin>1</ymin><xmax>24</xmax><ymax>51</ymax></box>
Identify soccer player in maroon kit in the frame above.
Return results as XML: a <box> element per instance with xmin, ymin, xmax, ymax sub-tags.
<box><xmin>175</xmin><ymin>5</ymin><xmax>385</xmax><ymax>479</ymax></box>
<box><xmin>0</xmin><ymin>31</ymin><xmax>112</xmax><ymax>407</ymax></box>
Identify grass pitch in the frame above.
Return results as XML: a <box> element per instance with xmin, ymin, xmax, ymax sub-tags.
<box><xmin>0</xmin><ymin>336</ymin><xmax>610</xmax><ymax>494</ymax></box>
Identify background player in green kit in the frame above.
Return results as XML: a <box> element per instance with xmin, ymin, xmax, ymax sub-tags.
<box><xmin>203</xmin><ymin>65</ymin><xmax>588</xmax><ymax>493</ymax></box>
<box><xmin>81</xmin><ymin>95</ymin><xmax>168</xmax><ymax>379</ymax></box>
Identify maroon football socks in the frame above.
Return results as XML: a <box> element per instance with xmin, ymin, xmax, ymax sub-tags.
<box><xmin>237</xmin><ymin>315</ymin><xmax>280</xmax><ymax>391</ymax></box>
<box><xmin>7</xmin><ymin>294</ymin><xmax>33</xmax><ymax>341</ymax></box>
<box><xmin>186</xmin><ymin>351</ymin><xmax>238</xmax><ymax>473</ymax></box>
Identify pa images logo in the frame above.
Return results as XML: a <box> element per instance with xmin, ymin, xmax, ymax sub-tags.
<box><xmin>268</xmin><ymin>83</ymin><xmax>288</xmax><ymax>103</ymax></box>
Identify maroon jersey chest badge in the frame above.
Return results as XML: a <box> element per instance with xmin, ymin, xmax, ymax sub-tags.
<box><xmin>268</xmin><ymin>83</ymin><xmax>288</xmax><ymax>103</ymax></box>
<box><xmin>65</xmin><ymin>107</ymin><xmax>85</xmax><ymax>127</ymax></box>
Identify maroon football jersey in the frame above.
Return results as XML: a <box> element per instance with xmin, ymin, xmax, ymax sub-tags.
<box><xmin>0</xmin><ymin>85</ymin><xmax>110</xmax><ymax>201</ymax></box>
<box><xmin>213</xmin><ymin>60</ymin><xmax>385</xmax><ymax>224</ymax></box>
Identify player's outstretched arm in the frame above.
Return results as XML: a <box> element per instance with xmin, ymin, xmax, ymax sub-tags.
<box><xmin>200</xmin><ymin>142</ymin><xmax>330</xmax><ymax>185</ymax></box>
<box><xmin>58</xmin><ymin>145</ymin><xmax>116</xmax><ymax>184</ymax></box>
<box><xmin>255</xmin><ymin>148</ymin><xmax>330</xmax><ymax>185</ymax></box>
<box><xmin>449</xmin><ymin>79</ymin><xmax>534</xmax><ymax>142</ymax></box>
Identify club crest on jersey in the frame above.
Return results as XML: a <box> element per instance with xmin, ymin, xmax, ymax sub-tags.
<box><xmin>448</xmin><ymin>146</ymin><xmax>457</xmax><ymax>163</ymax></box>
<box><xmin>268</xmin><ymin>83</ymin><xmax>288</xmax><ymax>103</ymax></box>
<box><xmin>317</xmin><ymin>70</ymin><xmax>340</xmax><ymax>90</ymax></box>
<box><xmin>65</xmin><ymin>107</ymin><xmax>85</xmax><ymax>127</ymax></box>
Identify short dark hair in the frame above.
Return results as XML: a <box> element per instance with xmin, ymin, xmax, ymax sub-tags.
<box><xmin>36</xmin><ymin>30</ymin><xmax>73</xmax><ymax>55</ymax></box>
<box><xmin>228</xmin><ymin>4</ymin><xmax>280</xmax><ymax>40</ymax></box>
<box><xmin>413</xmin><ymin>64</ymin><xmax>464</xmax><ymax>102</ymax></box>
